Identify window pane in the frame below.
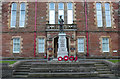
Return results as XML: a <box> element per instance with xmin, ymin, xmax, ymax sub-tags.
<box><xmin>105</xmin><ymin>3</ymin><xmax>111</xmax><ymax>27</ymax></box>
<box><xmin>105</xmin><ymin>3</ymin><xmax>110</xmax><ymax>11</ymax></box>
<box><xmin>78</xmin><ymin>38</ymin><xmax>84</xmax><ymax>52</ymax></box>
<box><xmin>105</xmin><ymin>11</ymin><xmax>111</xmax><ymax>16</ymax></box>
<box><xmin>58</xmin><ymin>3</ymin><xmax>64</xmax><ymax>10</ymax></box>
<box><xmin>49</xmin><ymin>10</ymin><xmax>55</xmax><ymax>24</ymax></box>
<box><xmin>67</xmin><ymin>10</ymin><xmax>73</xmax><ymax>24</ymax></box>
<box><xmin>96</xmin><ymin>3</ymin><xmax>102</xmax><ymax>10</ymax></box>
<box><xmin>97</xmin><ymin>11</ymin><xmax>102</xmax><ymax>16</ymax></box>
<box><xmin>11</xmin><ymin>3</ymin><xmax>17</xmax><ymax>27</ymax></box>
<box><xmin>19</xmin><ymin>3</ymin><xmax>26</xmax><ymax>27</ymax></box>
<box><xmin>12</xmin><ymin>3</ymin><xmax>17</xmax><ymax>10</ymax></box>
<box><xmin>102</xmin><ymin>38</ymin><xmax>109</xmax><ymax>52</ymax></box>
<box><xmin>20</xmin><ymin>3</ymin><xmax>26</xmax><ymax>10</ymax></box>
<box><xmin>49</xmin><ymin>3</ymin><xmax>55</xmax><ymax>10</ymax></box>
<box><xmin>13</xmin><ymin>38</ymin><xmax>20</xmax><ymax>53</ymax></box>
<box><xmin>97</xmin><ymin>17</ymin><xmax>103</xmax><ymax>27</ymax></box>
<box><xmin>96</xmin><ymin>3</ymin><xmax>103</xmax><ymax>27</ymax></box>
<box><xmin>38</xmin><ymin>38</ymin><xmax>45</xmax><ymax>53</ymax></box>
<box><xmin>67</xmin><ymin>3</ymin><xmax>72</xmax><ymax>10</ymax></box>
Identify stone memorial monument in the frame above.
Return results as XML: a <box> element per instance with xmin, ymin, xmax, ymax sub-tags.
<box><xmin>57</xmin><ymin>16</ymin><xmax>68</xmax><ymax>58</ymax></box>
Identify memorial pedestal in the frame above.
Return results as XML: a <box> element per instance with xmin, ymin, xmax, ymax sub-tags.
<box><xmin>57</xmin><ymin>32</ymin><xmax>68</xmax><ymax>58</ymax></box>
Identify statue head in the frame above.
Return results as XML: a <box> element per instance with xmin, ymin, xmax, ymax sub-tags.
<box><xmin>60</xmin><ymin>15</ymin><xmax>62</xmax><ymax>19</ymax></box>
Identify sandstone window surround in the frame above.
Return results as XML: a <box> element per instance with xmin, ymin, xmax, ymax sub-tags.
<box><xmin>11</xmin><ymin>36</ymin><xmax>23</xmax><ymax>54</ymax></box>
<box><xmin>10</xmin><ymin>2</ymin><xmax>27</xmax><ymax>28</ymax></box>
<box><xmin>48</xmin><ymin>2</ymin><xmax>74</xmax><ymax>24</ymax></box>
<box><xmin>95</xmin><ymin>2</ymin><xmax>112</xmax><ymax>28</ymax></box>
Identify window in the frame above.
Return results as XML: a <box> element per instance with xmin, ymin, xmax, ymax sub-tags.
<box><xmin>49</xmin><ymin>3</ymin><xmax>55</xmax><ymax>24</ymax></box>
<box><xmin>11</xmin><ymin>3</ymin><xmax>17</xmax><ymax>27</ymax></box>
<box><xmin>78</xmin><ymin>38</ymin><xmax>84</xmax><ymax>52</ymax></box>
<box><xmin>96</xmin><ymin>2</ymin><xmax>112</xmax><ymax>27</ymax></box>
<box><xmin>58</xmin><ymin>3</ymin><xmax>64</xmax><ymax>24</ymax></box>
<box><xmin>38</xmin><ymin>38</ymin><xmax>45</xmax><ymax>53</ymax></box>
<box><xmin>49</xmin><ymin>2</ymin><xmax>74</xmax><ymax>24</ymax></box>
<box><xmin>67</xmin><ymin>3</ymin><xmax>73</xmax><ymax>24</ymax></box>
<box><xmin>13</xmin><ymin>38</ymin><xmax>20</xmax><ymax>53</ymax></box>
<box><xmin>10</xmin><ymin>3</ymin><xmax>26</xmax><ymax>28</ymax></box>
<box><xmin>19</xmin><ymin>3</ymin><xmax>26</xmax><ymax>27</ymax></box>
<box><xmin>102</xmin><ymin>38</ymin><xmax>109</xmax><ymax>52</ymax></box>
<box><xmin>105</xmin><ymin>3</ymin><xmax>111</xmax><ymax>27</ymax></box>
<box><xmin>96</xmin><ymin>3</ymin><xmax>103</xmax><ymax>27</ymax></box>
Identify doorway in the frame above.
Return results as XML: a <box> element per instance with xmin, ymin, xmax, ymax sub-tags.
<box><xmin>54</xmin><ymin>37</ymin><xmax>69</xmax><ymax>58</ymax></box>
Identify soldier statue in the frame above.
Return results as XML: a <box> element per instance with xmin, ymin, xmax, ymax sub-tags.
<box><xmin>58</xmin><ymin>16</ymin><xmax>64</xmax><ymax>32</ymax></box>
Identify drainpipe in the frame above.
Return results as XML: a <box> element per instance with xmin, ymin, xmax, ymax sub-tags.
<box><xmin>34</xmin><ymin>0</ymin><xmax>37</xmax><ymax>57</ymax></box>
<box><xmin>84</xmin><ymin>0</ymin><xmax>89</xmax><ymax>56</ymax></box>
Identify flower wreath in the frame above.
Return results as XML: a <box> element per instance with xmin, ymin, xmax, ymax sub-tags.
<box><xmin>58</xmin><ymin>56</ymin><xmax>63</xmax><ymax>61</ymax></box>
<box><xmin>63</xmin><ymin>56</ymin><xmax>69</xmax><ymax>61</ymax></box>
<box><xmin>69</xmin><ymin>56</ymin><xmax>74</xmax><ymax>61</ymax></box>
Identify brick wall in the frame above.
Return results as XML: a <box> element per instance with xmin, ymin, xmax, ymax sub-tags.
<box><xmin>2</xmin><ymin>1</ymin><xmax>119</xmax><ymax>58</ymax></box>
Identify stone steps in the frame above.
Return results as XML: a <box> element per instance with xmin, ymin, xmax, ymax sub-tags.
<box><xmin>31</xmin><ymin>63</ymin><xmax>95</xmax><ymax>68</ymax></box>
<box><xmin>30</xmin><ymin>67</ymin><xmax>96</xmax><ymax>72</ymax></box>
<box><xmin>19</xmin><ymin>65</ymin><xmax>31</xmax><ymax>67</ymax></box>
<box><xmin>14</xmin><ymin>69</ymin><xmax>30</xmax><ymax>72</ymax></box>
<box><xmin>28</xmin><ymin>72</ymin><xmax>98</xmax><ymax>78</ymax></box>
<box><xmin>96</xmin><ymin>66</ymin><xmax>108</xmax><ymax>69</ymax></box>
<box><xmin>12</xmin><ymin>62</ymin><xmax>31</xmax><ymax>78</ymax></box>
<box><xmin>12</xmin><ymin>75</ymin><xmax>28</xmax><ymax>78</ymax></box>
<box><xmin>13</xmin><ymin>71</ymin><xmax>29</xmax><ymax>75</ymax></box>
<box><xmin>97</xmin><ymin>71</ymin><xmax>112</xmax><ymax>74</ymax></box>
<box><xmin>97</xmin><ymin>69</ymin><xmax>110</xmax><ymax>71</ymax></box>
<box><xmin>98</xmin><ymin>74</ymin><xmax>116</xmax><ymax>78</ymax></box>
<box><xmin>94</xmin><ymin>63</ymin><xmax>115</xmax><ymax>78</ymax></box>
<box><xmin>12</xmin><ymin>60</ymin><xmax>115</xmax><ymax>78</ymax></box>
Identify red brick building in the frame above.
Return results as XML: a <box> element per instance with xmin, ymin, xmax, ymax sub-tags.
<box><xmin>1</xmin><ymin>0</ymin><xmax>120</xmax><ymax>58</ymax></box>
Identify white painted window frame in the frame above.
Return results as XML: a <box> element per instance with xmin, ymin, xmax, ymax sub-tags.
<box><xmin>78</xmin><ymin>38</ymin><xmax>85</xmax><ymax>53</ymax></box>
<box><xmin>96</xmin><ymin>3</ymin><xmax>103</xmax><ymax>27</ymax></box>
<box><xmin>19</xmin><ymin>2</ymin><xmax>26</xmax><ymax>27</ymax></box>
<box><xmin>49</xmin><ymin>3</ymin><xmax>55</xmax><ymax>24</ymax></box>
<box><xmin>38</xmin><ymin>38</ymin><xmax>45</xmax><ymax>53</ymax></box>
<box><xmin>67</xmin><ymin>3</ymin><xmax>73</xmax><ymax>24</ymax></box>
<box><xmin>105</xmin><ymin>3</ymin><xmax>111</xmax><ymax>27</ymax></box>
<box><xmin>10</xmin><ymin>3</ymin><xmax>17</xmax><ymax>28</ymax></box>
<box><xmin>102</xmin><ymin>38</ymin><xmax>109</xmax><ymax>52</ymax></box>
<box><xmin>13</xmin><ymin>38</ymin><xmax>20</xmax><ymax>53</ymax></box>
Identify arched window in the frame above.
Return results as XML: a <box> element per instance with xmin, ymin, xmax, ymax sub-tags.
<box><xmin>19</xmin><ymin>3</ymin><xmax>26</xmax><ymax>27</ymax></box>
<box><xmin>49</xmin><ymin>3</ymin><xmax>55</xmax><ymax>24</ymax></box>
<box><xmin>96</xmin><ymin>3</ymin><xmax>103</xmax><ymax>27</ymax></box>
<box><xmin>11</xmin><ymin>3</ymin><xmax>17</xmax><ymax>27</ymax></box>
<box><xmin>67</xmin><ymin>2</ymin><xmax>73</xmax><ymax>24</ymax></box>
<box><xmin>58</xmin><ymin>3</ymin><xmax>64</xmax><ymax>24</ymax></box>
<box><xmin>105</xmin><ymin>3</ymin><xmax>111</xmax><ymax>27</ymax></box>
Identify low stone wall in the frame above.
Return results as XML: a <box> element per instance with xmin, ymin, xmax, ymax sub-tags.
<box><xmin>112</xmin><ymin>62</ymin><xmax>120</xmax><ymax>77</ymax></box>
<box><xmin>1</xmin><ymin>63</ymin><xmax>13</xmax><ymax>78</ymax></box>
<box><xmin>102</xmin><ymin>60</ymin><xmax>120</xmax><ymax>77</ymax></box>
<box><xmin>1</xmin><ymin>61</ymin><xmax>24</xmax><ymax>78</ymax></box>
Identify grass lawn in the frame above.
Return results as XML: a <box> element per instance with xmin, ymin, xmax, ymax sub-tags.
<box><xmin>0</xmin><ymin>61</ymin><xmax>17</xmax><ymax>65</ymax></box>
<box><xmin>109</xmin><ymin>60</ymin><xmax>120</xmax><ymax>63</ymax></box>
